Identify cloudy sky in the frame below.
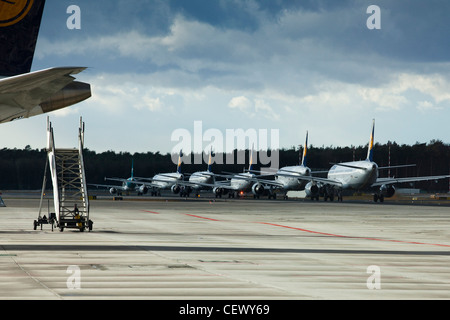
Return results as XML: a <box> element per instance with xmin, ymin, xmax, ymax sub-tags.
<box><xmin>2</xmin><ymin>0</ymin><xmax>449</xmax><ymax>158</ymax></box>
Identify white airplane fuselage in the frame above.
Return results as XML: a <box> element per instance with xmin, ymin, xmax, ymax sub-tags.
<box><xmin>122</xmin><ymin>178</ymin><xmax>137</xmax><ymax>191</ymax></box>
<box><xmin>152</xmin><ymin>172</ymin><xmax>183</xmax><ymax>189</ymax></box>
<box><xmin>276</xmin><ymin>165</ymin><xmax>311</xmax><ymax>191</ymax></box>
<box><xmin>230</xmin><ymin>172</ymin><xmax>254</xmax><ymax>191</ymax></box>
<box><xmin>189</xmin><ymin>171</ymin><xmax>215</xmax><ymax>190</ymax></box>
<box><xmin>327</xmin><ymin>160</ymin><xmax>378</xmax><ymax>190</ymax></box>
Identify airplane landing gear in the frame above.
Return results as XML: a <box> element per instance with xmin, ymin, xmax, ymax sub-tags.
<box><xmin>373</xmin><ymin>194</ymin><xmax>384</xmax><ymax>202</ymax></box>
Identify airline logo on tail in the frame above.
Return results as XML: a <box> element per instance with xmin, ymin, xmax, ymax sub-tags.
<box><xmin>177</xmin><ymin>150</ymin><xmax>183</xmax><ymax>173</ymax></box>
<box><xmin>367</xmin><ymin>119</ymin><xmax>375</xmax><ymax>162</ymax></box>
<box><xmin>248</xmin><ymin>145</ymin><xmax>255</xmax><ymax>172</ymax></box>
<box><xmin>301</xmin><ymin>131</ymin><xmax>308</xmax><ymax>167</ymax></box>
<box><xmin>207</xmin><ymin>148</ymin><xmax>213</xmax><ymax>172</ymax></box>
<box><xmin>0</xmin><ymin>0</ymin><xmax>35</xmax><ymax>27</ymax></box>
<box><xmin>0</xmin><ymin>0</ymin><xmax>45</xmax><ymax>76</ymax></box>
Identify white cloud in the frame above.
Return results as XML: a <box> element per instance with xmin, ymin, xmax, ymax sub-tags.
<box><xmin>358</xmin><ymin>87</ymin><xmax>407</xmax><ymax>111</ymax></box>
<box><xmin>228</xmin><ymin>96</ymin><xmax>280</xmax><ymax>121</ymax></box>
<box><xmin>29</xmin><ymin>6</ymin><xmax>450</xmax><ymax>153</ymax></box>
<box><xmin>228</xmin><ymin>96</ymin><xmax>252</xmax><ymax>111</ymax></box>
<box><xmin>395</xmin><ymin>73</ymin><xmax>450</xmax><ymax>104</ymax></box>
<box><xmin>416</xmin><ymin>100</ymin><xmax>443</xmax><ymax>113</ymax></box>
<box><xmin>254</xmin><ymin>99</ymin><xmax>280</xmax><ymax>121</ymax></box>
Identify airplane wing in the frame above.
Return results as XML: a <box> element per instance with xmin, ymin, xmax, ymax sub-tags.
<box><xmin>0</xmin><ymin>67</ymin><xmax>91</xmax><ymax>123</ymax></box>
<box><xmin>223</xmin><ymin>170</ymin><xmax>276</xmax><ymax>179</ymax></box>
<box><xmin>378</xmin><ymin>164</ymin><xmax>416</xmax><ymax>170</ymax></box>
<box><xmin>273</xmin><ymin>172</ymin><xmax>343</xmax><ymax>187</ymax></box>
<box><xmin>104</xmin><ymin>177</ymin><xmax>127</xmax><ymax>183</ymax></box>
<box><xmin>174</xmin><ymin>179</ymin><xmax>217</xmax><ymax>189</ymax></box>
<box><xmin>371</xmin><ymin>175</ymin><xmax>450</xmax><ymax>187</ymax></box>
<box><xmin>253</xmin><ymin>178</ymin><xmax>284</xmax><ymax>188</ymax></box>
<box><xmin>294</xmin><ymin>174</ymin><xmax>343</xmax><ymax>187</ymax></box>
<box><xmin>0</xmin><ymin>1</ymin><xmax>91</xmax><ymax>123</ymax></box>
<box><xmin>132</xmin><ymin>177</ymin><xmax>180</xmax><ymax>189</ymax></box>
<box><xmin>221</xmin><ymin>174</ymin><xmax>285</xmax><ymax>188</ymax></box>
<box><xmin>88</xmin><ymin>183</ymin><xmax>124</xmax><ymax>190</ymax></box>
<box><xmin>176</xmin><ymin>180</ymin><xmax>234</xmax><ymax>190</ymax></box>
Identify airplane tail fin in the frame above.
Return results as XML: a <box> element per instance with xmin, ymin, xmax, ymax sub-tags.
<box><xmin>301</xmin><ymin>131</ymin><xmax>308</xmax><ymax>167</ymax></box>
<box><xmin>207</xmin><ymin>147</ymin><xmax>213</xmax><ymax>172</ymax></box>
<box><xmin>0</xmin><ymin>0</ymin><xmax>46</xmax><ymax>77</ymax></box>
<box><xmin>248</xmin><ymin>145</ymin><xmax>255</xmax><ymax>172</ymax></box>
<box><xmin>177</xmin><ymin>150</ymin><xmax>183</xmax><ymax>173</ymax></box>
<box><xmin>366</xmin><ymin>119</ymin><xmax>375</xmax><ymax>162</ymax></box>
<box><xmin>131</xmin><ymin>159</ymin><xmax>134</xmax><ymax>178</ymax></box>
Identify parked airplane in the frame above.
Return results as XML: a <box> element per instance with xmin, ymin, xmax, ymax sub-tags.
<box><xmin>210</xmin><ymin>148</ymin><xmax>258</xmax><ymax>198</ymax></box>
<box><xmin>137</xmin><ymin>150</ymin><xmax>184</xmax><ymax>196</ymax></box>
<box><xmin>176</xmin><ymin>149</ymin><xmax>216</xmax><ymax>197</ymax></box>
<box><xmin>0</xmin><ymin>0</ymin><xmax>91</xmax><ymax>123</ymax></box>
<box><xmin>89</xmin><ymin>160</ymin><xmax>148</xmax><ymax>196</ymax></box>
<box><xmin>289</xmin><ymin>119</ymin><xmax>450</xmax><ymax>202</ymax></box>
<box><xmin>249</xmin><ymin>131</ymin><xmax>314</xmax><ymax>199</ymax></box>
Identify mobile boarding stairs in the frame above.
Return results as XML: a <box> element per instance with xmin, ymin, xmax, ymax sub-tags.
<box><xmin>35</xmin><ymin>118</ymin><xmax>93</xmax><ymax>232</ymax></box>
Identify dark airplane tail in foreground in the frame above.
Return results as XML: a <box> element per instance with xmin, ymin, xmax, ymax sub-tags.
<box><xmin>0</xmin><ymin>0</ymin><xmax>46</xmax><ymax>77</ymax></box>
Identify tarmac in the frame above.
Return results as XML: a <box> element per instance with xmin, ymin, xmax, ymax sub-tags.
<box><xmin>1</xmin><ymin>194</ymin><xmax>450</xmax><ymax>300</ymax></box>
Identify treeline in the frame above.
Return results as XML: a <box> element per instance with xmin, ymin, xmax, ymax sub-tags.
<box><xmin>0</xmin><ymin>140</ymin><xmax>449</xmax><ymax>191</ymax></box>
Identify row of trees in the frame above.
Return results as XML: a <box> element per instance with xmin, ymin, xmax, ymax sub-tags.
<box><xmin>0</xmin><ymin>140</ymin><xmax>449</xmax><ymax>191</ymax></box>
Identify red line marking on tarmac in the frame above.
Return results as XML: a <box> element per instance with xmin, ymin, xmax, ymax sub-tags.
<box><xmin>141</xmin><ymin>210</ymin><xmax>160</xmax><ymax>214</ymax></box>
<box><xmin>183</xmin><ymin>213</ymin><xmax>220</xmax><ymax>221</ymax></box>
<box><xmin>255</xmin><ymin>221</ymin><xmax>450</xmax><ymax>248</ymax></box>
<box><xmin>142</xmin><ymin>210</ymin><xmax>450</xmax><ymax>248</ymax></box>
<box><xmin>256</xmin><ymin>222</ymin><xmax>347</xmax><ymax>238</ymax></box>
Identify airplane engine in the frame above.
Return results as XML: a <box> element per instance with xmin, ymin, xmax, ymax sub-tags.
<box><xmin>305</xmin><ymin>181</ymin><xmax>319</xmax><ymax>198</ymax></box>
<box><xmin>213</xmin><ymin>187</ymin><xmax>229</xmax><ymax>196</ymax></box>
<box><xmin>109</xmin><ymin>187</ymin><xmax>117</xmax><ymax>195</ymax></box>
<box><xmin>171</xmin><ymin>185</ymin><xmax>181</xmax><ymax>194</ymax></box>
<box><xmin>252</xmin><ymin>183</ymin><xmax>265</xmax><ymax>195</ymax></box>
<box><xmin>139</xmin><ymin>185</ymin><xmax>148</xmax><ymax>194</ymax></box>
<box><xmin>40</xmin><ymin>81</ymin><xmax>92</xmax><ymax>114</ymax></box>
<box><xmin>380</xmin><ymin>184</ymin><xmax>395</xmax><ymax>198</ymax></box>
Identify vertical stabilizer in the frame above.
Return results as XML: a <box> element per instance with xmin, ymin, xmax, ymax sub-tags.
<box><xmin>0</xmin><ymin>0</ymin><xmax>46</xmax><ymax>76</ymax></box>
<box><xmin>207</xmin><ymin>147</ymin><xmax>213</xmax><ymax>172</ymax></box>
<box><xmin>248</xmin><ymin>144</ymin><xmax>255</xmax><ymax>172</ymax></box>
<box><xmin>366</xmin><ymin>119</ymin><xmax>375</xmax><ymax>162</ymax></box>
<box><xmin>301</xmin><ymin>131</ymin><xmax>308</xmax><ymax>167</ymax></box>
<box><xmin>177</xmin><ymin>150</ymin><xmax>183</xmax><ymax>173</ymax></box>
<box><xmin>131</xmin><ymin>159</ymin><xmax>134</xmax><ymax>179</ymax></box>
